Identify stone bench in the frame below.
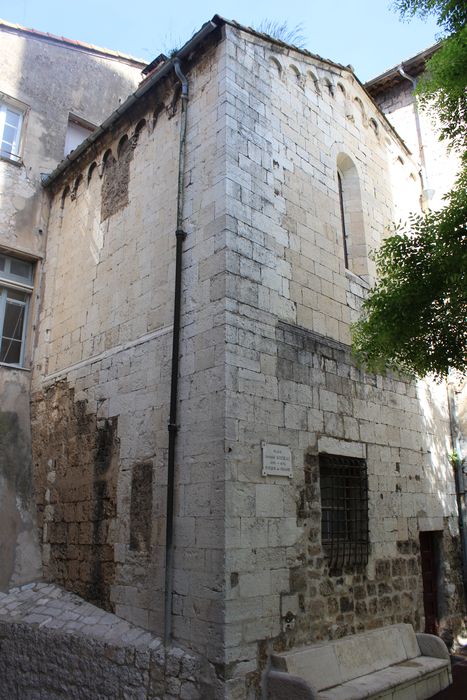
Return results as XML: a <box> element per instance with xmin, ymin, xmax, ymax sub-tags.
<box><xmin>267</xmin><ymin>623</ymin><xmax>452</xmax><ymax>700</ymax></box>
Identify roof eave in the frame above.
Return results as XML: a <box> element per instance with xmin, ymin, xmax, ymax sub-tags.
<box><xmin>42</xmin><ymin>17</ymin><xmax>222</xmax><ymax>189</ymax></box>
<box><xmin>0</xmin><ymin>18</ymin><xmax>146</xmax><ymax>68</ymax></box>
<box><xmin>365</xmin><ymin>43</ymin><xmax>441</xmax><ymax>94</ymax></box>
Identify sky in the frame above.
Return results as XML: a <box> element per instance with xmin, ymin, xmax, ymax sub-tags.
<box><xmin>0</xmin><ymin>0</ymin><xmax>442</xmax><ymax>81</ymax></box>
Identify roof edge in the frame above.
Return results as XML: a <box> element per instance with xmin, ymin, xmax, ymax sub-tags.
<box><xmin>42</xmin><ymin>17</ymin><xmax>222</xmax><ymax>189</ymax></box>
<box><xmin>42</xmin><ymin>14</ymin><xmax>417</xmax><ymax>188</ymax></box>
<box><xmin>216</xmin><ymin>15</ymin><xmax>352</xmax><ymax>73</ymax></box>
<box><xmin>365</xmin><ymin>43</ymin><xmax>440</xmax><ymax>92</ymax></box>
<box><xmin>217</xmin><ymin>15</ymin><xmax>411</xmax><ymax>157</ymax></box>
<box><xmin>0</xmin><ymin>17</ymin><xmax>146</xmax><ymax>68</ymax></box>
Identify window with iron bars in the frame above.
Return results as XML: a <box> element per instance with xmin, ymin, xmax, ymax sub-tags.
<box><xmin>319</xmin><ymin>453</ymin><xmax>369</xmax><ymax>571</ymax></box>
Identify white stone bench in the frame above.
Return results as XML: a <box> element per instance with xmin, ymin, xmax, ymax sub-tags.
<box><xmin>267</xmin><ymin>623</ymin><xmax>452</xmax><ymax>700</ymax></box>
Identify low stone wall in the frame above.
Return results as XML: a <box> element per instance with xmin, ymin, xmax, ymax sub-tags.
<box><xmin>0</xmin><ymin>583</ymin><xmax>214</xmax><ymax>700</ymax></box>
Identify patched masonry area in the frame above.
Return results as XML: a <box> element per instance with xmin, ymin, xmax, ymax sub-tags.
<box><xmin>0</xmin><ymin>582</ymin><xmax>212</xmax><ymax>700</ymax></box>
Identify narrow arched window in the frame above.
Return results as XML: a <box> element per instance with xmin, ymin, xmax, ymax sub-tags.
<box><xmin>336</xmin><ymin>154</ymin><xmax>368</xmax><ymax>278</ymax></box>
<box><xmin>337</xmin><ymin>172</ymin><xmax>349</xmax><ymax>269</ymax></box>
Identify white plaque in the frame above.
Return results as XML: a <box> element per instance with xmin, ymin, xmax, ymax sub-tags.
<box><xmin>262</xmin><ymin>443</ymin><xmax>293</xmax><ymax>478</ymax></box>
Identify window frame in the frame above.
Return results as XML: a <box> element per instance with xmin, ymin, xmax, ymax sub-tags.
<box><xmin>337</xmin><ymin>171</ymin><xmax>350</xmax><ymax>269</ymax></box>
<box><xmin>319</xmin><ymin>453</ymin><xmax>369</xmax><ymax>571</ymax></box>
<box><xmin>0</xmin><ymin>252</ymin><xmax>34</xmax><ymax>367</ymax></box>
<box><xmin>64</xmin><ymin>113</ymin><xmax>96</xmax><ymax>157</ymax></box>
<box><xmin>0</xmin><ymin>95</ymin><xmax>27</xmax><ymax>164</ymax></box>
<box><xmin>336</xmin><ymin>153</ymin><xmax>369</xmax><ymax>280</ymax></box>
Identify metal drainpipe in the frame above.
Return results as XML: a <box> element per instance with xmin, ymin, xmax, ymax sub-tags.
<box><xmin>164</xmin><ymin>57</ymin><xmax>189</xmax><ymax>645</ymax></box>
<box><xmin>447</xmin><ymin>383</ymin><xmax>467</xmax><ymax>605</ymax></box>
<box><xmin>398</xmin><ymin>65</ymin><xmax>434</xmax><ymax>209</ymax></box>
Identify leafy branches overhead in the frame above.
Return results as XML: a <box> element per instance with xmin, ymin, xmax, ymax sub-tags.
<box><xmin>393</xmin><ymin>0</ymin><xmax>467</xmax><ymax>33</ymax></box>
<box><xmin>417</xmin><ymin>25</ymin><xmax>467</xmax><ymax>150</ymax></box>
<box><xmin>352</xmin><ymin>172</ymin><xmax>467</xmax><ymax>379</ymax></box>
<box><xmin>394</xmin><ymin>0</ymin><xmax>467</xmax><ymax>151</ymax></box>
<box><xmin>352</xmin><ymin>0</ymin><xmax>467</xmax><ymax>379</ymax></box>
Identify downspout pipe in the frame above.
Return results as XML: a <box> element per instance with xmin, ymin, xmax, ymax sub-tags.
<box><xmin>41</xmin><ymin>18</ymin><xmax>218</xmax><ymax>190</ymax></box>
<box><xmin>164</xmin><ymin>57</ymin><xmax>189</xmax><ymax>645</ymax></box>
<box><xmin>397</xmin><ymin>65</ymin><xmax>434</xmax><ymax>208</ymax></box>
<box><xmin>447</xmin><ymin>383</ymin><xmax>467</xmax><ymax>606</ymax></box>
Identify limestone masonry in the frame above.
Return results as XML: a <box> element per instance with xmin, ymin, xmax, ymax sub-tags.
<box><xmin>0</xmin><ymin>15</ymin><xmax>465</xmax><ymax>700</ymax></box>
<box><xmin>0</xmin><ymin>18</ymin><xmax>144</xmax><ymax>594</ymax></box>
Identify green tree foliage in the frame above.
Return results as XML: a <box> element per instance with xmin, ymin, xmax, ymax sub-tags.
<box><xmin>394</xmin><ymin>0</ymin><xmax>467</xmax><ymax>150</ymax></box>
<box><xmin>352</xmin><ymin>1</ymin><xmax>466</xmax><ymax>378</ymax></box>
<box><xmin>394</xmin><ymin>0</ymin><xmax>467</xmax><ymax>33</ymax></box>
<box><xmin>352</xmin><ymin>171</ymin><xmax>467</xmax><ymax>378</ymax></box>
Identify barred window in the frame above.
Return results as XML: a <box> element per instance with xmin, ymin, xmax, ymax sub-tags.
<box><xmin>319</xmin><ymin>453</ymin><xmax>369</xmax><ymax>570</ymax></box>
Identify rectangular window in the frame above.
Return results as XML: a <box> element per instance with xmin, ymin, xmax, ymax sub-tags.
<box><xmin>320</xmin><ymin>453</ymin><xmax>369</xmax><ymax>570</ymax></box>
<box><xmin>64</xmin><ymin>115</ymin><xmax>95</xmax><ymax>157</ymax></box>
<box><xmin>0</xmin><ymin>101</ymin><xmax>24</xmax><ymax>163</ymax></box>
<box><xmin>0</xmin><ymin>253</ymin><xmax>34</xmax><ymax>366</ymax></box>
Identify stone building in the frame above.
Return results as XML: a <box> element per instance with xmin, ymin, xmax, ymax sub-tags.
<box><xmin>2</xmin><ymin>15</ymin><xmax>466</xmax><ymax>700</ymax></box>
<box><xmin>0</xmin><ymin>18</ymin><xmax>145</xmax><ymax>591</ymax></box>
<box><xmin>366</xmin><ymin>45</ymin><xmax>462</xmax><ymax>214</ymax></box>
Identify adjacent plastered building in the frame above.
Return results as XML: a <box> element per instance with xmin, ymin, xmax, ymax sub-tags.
<box><xmin>0</xmin><ymin>18</ymin><xmax>145</xmax><ymax>591</ymax></box>
<box><xmin>1</xmin><ymin>15</ymin><xmax>466</xmax><ymax>700</ymax></box>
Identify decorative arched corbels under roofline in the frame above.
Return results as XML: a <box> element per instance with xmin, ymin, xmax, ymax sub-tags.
<box><xmin>99</xmin><ymin>148</ymin><xmax>114</xmax><ymax>177</ymax></box>
<box><xmin>150</xmin><ymin>103</ymin><xmax>165</xmax><ymax>133</ymax></box>
<box><xmin>307</xmin><ymin>69</ymin><xmax>321</xmax><ymax>94</ymax></box>
<box><xmin>117</xmin><ymin>134</ymin><xmax>129</xmax><ymax>159</ymax></box>
<box><xmin>289</xmin><ymin>63</ymin><xmax>306</xmax><ymax>90</ymax></box>
<box><xmin>70</xmin><ymin>174</ymin><xmax>82</xmax><ymax>201</ymax></box>
<box><xmin>353</xmin><ymin>96</ymin><xmax>366</xmax><ymax>121</ymax></box>
<box><xmin>61</xmin><ymin>184</ymin><xmax>70</xmax><ymax>209</ymax></box>
<box><xmin>337</xmin><ymin>82</ymin><xmax>346</xmax><ymax>98</ymax></box>
<box><xmin>133</xmin><ymin>119</ymin><xmax>147</xmax><ymax>145</ymax></box>
<box><xmin>269</xmin><ymin>56</ymin><xmax>282</xmax><ymax>76</ymax></box>
<box><xmin>322</xmin><ymin>77</ymin><xmax>334</xmax><ymax>97</ymax></box>
<box><xmin>369</xmin><ymin>117</ymin><xmax>379</xmax><ymax>137</ymax></box>
<box><xmin>87</xmin><ymin>161</ymin><xmax>97</xmax><ymax>184</ymax></box>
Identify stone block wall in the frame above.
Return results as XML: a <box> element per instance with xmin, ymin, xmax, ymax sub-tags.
<box><xmin>219</xmin><ymin>26</ymin><xmax>464</xmax><ymax>698</ymax></box>
<box><xmin>0</xmin><ymin>582</ymin><xmax>215</xmax><ymax>700</ymax></box>
<box><xmin>0</xmin><ymin>25</ymin><xmax>143</xmax><ymax>252</ymax></box>
<box><xmin>29</xmin><ymin>23</ymin><xmax>465</xmax><ymax>700</ymax></box>
<box><xmin>31</xmin><ymin>34</ymin><xmax>229</xmax><ymax>671</ymax></box>
<box><xmin>31</xmin><ymin>382</ymin><xmax>119</xmax><ymax>609</ymax></box>
<box><xmin>223</xmin><ymin>321</ymin><xmax>463</xmax><ymax>697</ymax></box>
<box><xmin>0</xmin><ymin>370</ymin><xmax>41</xmax><ymax>591</ymax></box>
<box><xmin>0</xmin><ymin>23</ymin><xmax>144</xmax><ymax>594</ymax></box>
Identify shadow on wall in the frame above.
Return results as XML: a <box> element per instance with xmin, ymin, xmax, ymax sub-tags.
<box><xmin>31</xmin><ymin>381</ymin><xmax>119</xmax><ymax>610</ymax></box>
<box><xmin>0</xmin><ymin>371</ymin><xmax>42</xmax><ymax>590</ymax></box>
<box><xmin>0</xmin><ymin>28</ymin><xmax>144</xmax><ymax>593</ymax></box>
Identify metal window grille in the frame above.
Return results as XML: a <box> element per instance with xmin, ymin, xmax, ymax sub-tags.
<box><xmin>319</xmin><ymin>453</ymin><xmax>369</xmax><ymax>570</ymax></box>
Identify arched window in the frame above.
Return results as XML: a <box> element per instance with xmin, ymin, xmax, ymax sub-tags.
<box><xmin>336</xmin><ymin>153</ymin><xmax>368</xmax><ymax>278</ymax></box>
<box><xmin>337</xmin><ymin>171</ymin><xmax>349</xmax><ymax>269</ymax></box>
